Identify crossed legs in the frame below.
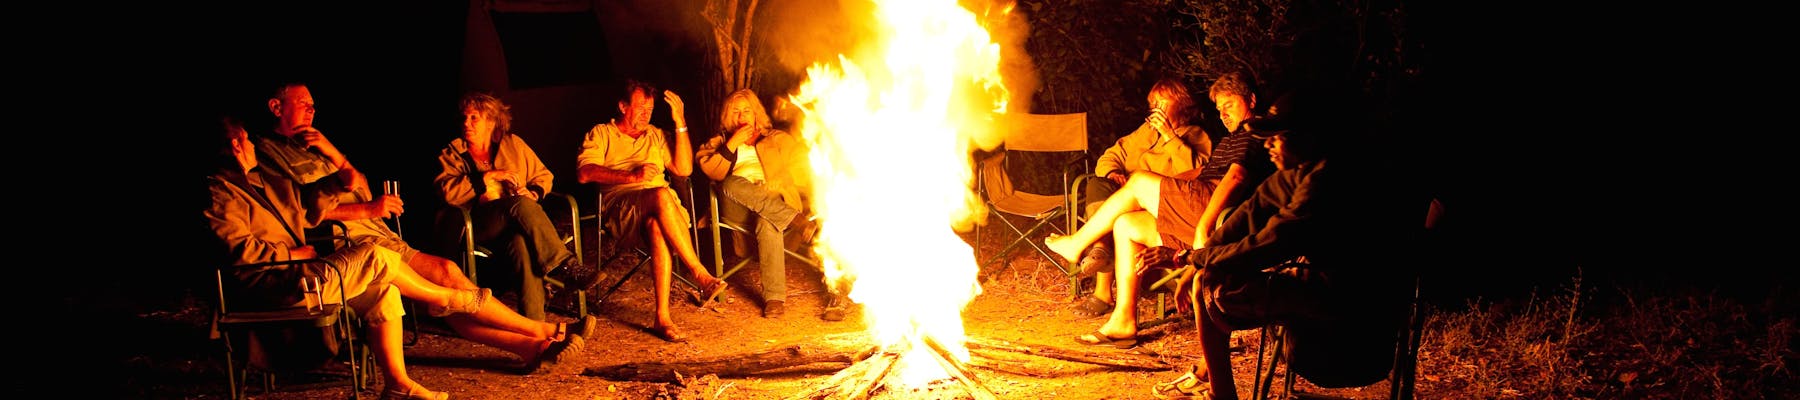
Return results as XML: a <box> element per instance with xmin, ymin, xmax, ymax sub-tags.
<box><xmin>1047</xmin><ymin>171</ymin><xmax>1166</xmax><ymax>303</ymax></box>
<box><xmin>643</xmin><ymin>187</ymin><xmax>723</xmax><ymax>340</ymax></box>
<box><xmin>406</xmin><ymin>251</ymin><xmax>572</xmax><ymax>361</ymax></box>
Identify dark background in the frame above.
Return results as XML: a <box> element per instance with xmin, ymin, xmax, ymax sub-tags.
<box><xmin>43</xmin><ymin>0</ymin><xmax>1781</xmax><ymax>372</ymax></box>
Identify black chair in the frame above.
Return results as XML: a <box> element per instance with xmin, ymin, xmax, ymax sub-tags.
<box><xmin>211</xmin><ymin>220</ymin><xmax>372</xmax><ymax>400</ymax></box>
<box><xmin>1244</xmin><ymin>198</ymin><xmax>1444</xmax><ymax>400</ymax></box>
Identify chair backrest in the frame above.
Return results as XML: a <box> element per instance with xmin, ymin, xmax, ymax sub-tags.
<box><xmin>980</xmin><ymin>113</ymin><xmax>1089</xmax><ymax>215</ymax></box>
<box><xmin>1001</xmin><ymin>112</ymin><xmax>1088</xmax><ymax>153</ymax></box>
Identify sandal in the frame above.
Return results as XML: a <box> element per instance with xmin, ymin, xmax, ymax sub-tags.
<box><xmin>1070</xmin><ymin>296</ymin><xmax>1114</xmax><ymax>318</ymax></box>
<box><xmin>1073</xmin><ymin>330</ymin><xmax>1137</xmax><ymax>349</ymax></box>
<box><xmin>566</xmin><ymin>314</ymin><xmax>599</xmax><ymax>339</ymax></box>
<box><xmin>1077</xmin><ymin>244</ymin><xmax>1112</xmax><ymax>276</ymax></box>
<box><xmin>695</xmin><ymin>279</ymin><xmax>729</xmax><ymax>306</ymax></box>
<box><xmin>520</xmin><ymin>334</ymin><xmax>584</xmax><ymax>375</ymax></box>
<box><xmin>649</xmin><ymin>324</ymin><xmax>689</xmax><ymax>343</ymax></box>
<box><xmin>1152</xmin><ymin>364</ymin><xmax>1210</xmax><ymax>399</ymax></box>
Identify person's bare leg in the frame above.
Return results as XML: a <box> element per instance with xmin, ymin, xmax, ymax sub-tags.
<box><xmin>410</xmin><ymin>251</ymin><xmax>548</xmax><ymax>345</ymax></box>
<box><xmin>1096</xmin><ymin>211</ymin><xmax>1161</xmax><ymax>338</ymax></box>
<box><xmin>1199</xmin><ymin>298</ymin><xmax>1239</xmax><ymax>400</ymax></box>
<box><xmin>368</xmin><ymin>316</ymin><xmax>441</xmax><ymax>397</ymax></box>
<box><xmin>1047</xmin><ymin>172</ymin><xmax>1165</xmax><ymax>263</ymax></box>
<box><xmin>646</xmin><ymin>221</ymin><xmax>678</xmax><ymax>329</ymax></box>
<box><xmin>651</xmin><ymin>188</ymin><xmax>718</xmax><ymax>286</ymax></box>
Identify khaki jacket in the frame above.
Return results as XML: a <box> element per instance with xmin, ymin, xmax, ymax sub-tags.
<box><xmin>696</xmin><ymin>128</ymin><xmax>812</xmax><ymax>210</ymax></box>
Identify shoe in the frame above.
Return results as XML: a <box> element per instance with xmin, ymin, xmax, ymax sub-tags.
<box><xmin>520</xmin><ymin>334</ymin><xmax>585</xmax><ymax>375</ymax></box>
<box><xmin>1078</xmin><ymin>244</ymin><xmax>1113</xmax><ymax>276</ymax></box>
<box><xmin>821</xmin><ymin>295</ymin><xmax>849</xmax><ymax>321</ymax></box>
<box><xmin>763</xmin><ymin>300</ymin><xmax>786</xmax><ymax>318</ymax></box>
<box><xmin>1070</xmin><ymin>296</ymin><xmax>1114</xmax><ymax>318</ymax></box>
<box><xmin>381</xmin><ymin>386</ymin><xmax>449</xmax><ymax>400</ymax></box>
<box><xmin>566</xmin><ymin>314</ymin><xmax>600</xmax><ymax>339</ymax></box>
<box><xmin>434</xmin><ymin>288</ymin><xmax>492</xmax><ymax>317</ymax></box>
<box><xmin>1152</xmin><ymin>364</ymin><xmax>1210</xmax><ymax>399</ymax></box>
<box><xmin>696</xmin><ymin>279</ymin><xmax>729</xmax><ymax>306</ymax></box>
<box><xmin>1074</xmin><ymin>331</ymin><xmax>1138</xmax><ymax>349</ymax></box>
<box><xmin>576</xmin><ymin>270</ymin><xmax>610</xmax><ymax>291</ymax></box>
<box><xmin>649</xmin><ymin>324</ymin><xmax>689</xmax><ymax>343</ymax></box>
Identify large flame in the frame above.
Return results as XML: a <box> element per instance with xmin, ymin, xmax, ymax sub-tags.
<box><xmin>788</xmin><ymin>0</ymin><xmax>1013</xmax><ymax>387</ymax></box>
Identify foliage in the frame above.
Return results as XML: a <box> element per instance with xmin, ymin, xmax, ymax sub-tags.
<box><xmin>1016</xmin><ymin>0</ymin><xmax>1172</xmax><ymax>154</ymax></box>
<box><xmin>1419</xmin><ymin>273</ymin><xmax>1796</xmax><ymax>399</ymax></box>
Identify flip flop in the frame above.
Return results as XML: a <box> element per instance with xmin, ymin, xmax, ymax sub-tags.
<box><xmin>698</xmin><ymin>277</ymin><xmax>734</xmax><ymax>306</ymax></box>
<box><xmin>1074</xmin><ymin>331</ymin><xmax>1137</xmax><ymax>349</ymax></box>
<box><xmin>1070</xmin><ymin>296</ymin><xmax>1114</xmax><ymax>318</ymax></box>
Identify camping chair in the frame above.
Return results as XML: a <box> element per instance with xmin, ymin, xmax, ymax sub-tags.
<box><xmin>973</xmin><ymin>112</ymin><xmax>1088</xmax><ymax>295</ymax></box>
<box><xmin>212</xmin><ymin>221</ymin><xmax>371</xmax><ymax>400</ymax></box>
<box><xmin>591</xmin><ymin>175</ymin><xmax>710</xmax><ymax>305</ymax></box>
<box><xmin>699</xmin><ymin>183</ymin><xmax>822</xmax><ymax>284</ymax></box>
<box><xmin>1242</xmin><ymin>197</ymin><xmax>1444</xmax><ymax>400</ymax></box>
<box><xmin>437</xmin><ymin>192</ymin><xmax>587</xmax><ymax>320</ymax></box>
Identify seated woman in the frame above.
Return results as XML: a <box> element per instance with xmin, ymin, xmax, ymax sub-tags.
<box><xmin>434</xmin><ymin>92</ymin><xmax>583</xmax><ymax>321</ymax></box>
<box><xmin>205</xmin><ymin>116</ymin><xmax>584</xmax><ymax>399</ymax></box>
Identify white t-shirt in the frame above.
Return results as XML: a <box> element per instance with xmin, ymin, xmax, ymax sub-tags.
<box><xmin>732</xmin><ymin>143</ymin><xmax>766</xmax><ymax>183</ymax></box>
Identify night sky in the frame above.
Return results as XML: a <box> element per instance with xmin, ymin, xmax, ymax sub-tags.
<box><xmin>60</xmin><ymin>1</ymin><xmax>1779</xmax><ymax>312</ymax></box>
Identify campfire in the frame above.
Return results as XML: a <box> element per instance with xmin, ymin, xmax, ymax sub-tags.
<box><xmin>584</xmin><ymin>0</ymin><xmax>1173</xmax><ymax>397</ymax></box>
<box><xmin>787</xmin><ymin>0</ymin><xmax>1013</xmax><ymax>396</ymax></box>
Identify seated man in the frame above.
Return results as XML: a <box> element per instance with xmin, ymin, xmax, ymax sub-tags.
<box><xmin>1146</xmin><ymin>91</ymin><xmax>1417</xmax><ymax>399</ymax></box>
<box><xmin>1069</xmin><ymin>77</ymin><xmax>1208</xmax><ymax>317</ymax></box>
<box><xmin>205</xmin><ymin>116</ymin><xmax>584</xmax><ymax>400</ymax></box>
<box><xmin>1045</xmin><ymin>71</ymin><xmax>1275</xmax><ymax>346</ymax></box>
<box><xmin>576</xmin><ymin>79</ymin><xmax>726</xmax><ymax>343</ymax></box>
<box><xmin>696</xmin><ymin>89</ymin><xmax>819</xmax><ymax>319</ymax></box>
<box><xmin>258</xmin><ymin>83</ymin><xmax>596</xmax><ymax>359</ymax></box>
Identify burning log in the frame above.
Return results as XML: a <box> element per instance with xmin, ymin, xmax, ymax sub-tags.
<box><xmin>922</xmin><ymin>335</ymin><xmax>999</xmax><ymax>400</ymax></box>
<box><xmin>787</xmin><ymin>348</ymin><xmax>902</xmax><ymax>400</ymax></box>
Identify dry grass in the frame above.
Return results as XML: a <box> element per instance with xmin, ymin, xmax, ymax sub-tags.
<box><xmin>1418</xmin><ymin>271</ymin><xmax>1797</xmax><ymax>399</ymax></box>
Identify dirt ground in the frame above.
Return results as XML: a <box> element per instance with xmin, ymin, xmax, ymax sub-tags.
<box><xmin>116</xmin><ymin>214</ymin><xmax>1423</xmax><ymax>400</ymax></box>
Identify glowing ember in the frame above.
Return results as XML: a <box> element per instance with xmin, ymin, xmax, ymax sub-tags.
<box><xmin>788</xmin><ymin>0</ymin><xmax>1015</xmax><ymax>388</ymax></box>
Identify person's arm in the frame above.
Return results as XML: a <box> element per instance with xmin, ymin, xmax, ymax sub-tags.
<box><xmin>666</xmin><ymin>90</ymin><xmax>694</xmax><ymax>178</ymax></box>
<box><xmin>206</xmin><ymin>177</ymin><xmax>291</xmax><ymax>264</ymax></box>
<box><xmin>514</xmin><ymin>136</ymin><xmax>553</xmax><ymax>201</ymax></box>
<box><xmin>1188</xmin><ymin>168</ymin><xmax>1322</xmax><ymax>274</ymax></box>
<box><xmin>1192</xmin><ymin>163</ymin><xmax>1249</xmax><ymax>248</ymax></box>
<box><xmin>575</xmin><ymin>125</ymin><xmax>651</xmax><ymax>185</ymax></box>
<box><xmin>1094</xmin><ymin>124</ymin><xmax>1150</xmax><ymax>183</ymax></box>
<box><xmin>695</xmin><ymin>134</ymin><xmax>734</xmax><ymax>182</ymax></box>
<box><xmin>435</xmin><ymin>142</ymin><xmax>480</xmax><ymax>209</ymax></box>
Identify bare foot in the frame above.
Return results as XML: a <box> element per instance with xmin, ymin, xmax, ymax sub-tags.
<box><xmin>1044</xmin><ymin>234</ymin><xmax>1083</xmax><ymax>264</ymax></box>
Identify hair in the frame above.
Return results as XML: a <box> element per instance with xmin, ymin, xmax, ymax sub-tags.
<box><xmin>459</xmin><ymin>91</ymin><xmax>512</xmax><ymax>137</ymax></box>
<box><xmin>270</xmin><ymin>81</ymin><xmax>307</xmax><ymax>101</ymax></box>
<box><xmin>214</xmin><ymin>114</ymin><xmax>247</xmax><ymax>169</ymax></box>
<box><xmin>1148</xmin><ymin>77</ymin><xmax>1196</xmax><ymax>128</ymax></box>
<box><xmin>719</xmin><ymin>89</ymin><xmax>773</xmax><ymax>133</ymax></box>
<box><xmin>621</xmin><ymin>79</ymin><xmax>657</xmax><ymax>105</ymax></box>
<box><xmin>1207</xmin><ymin>71</ymin><xmax>1257</xmax><ymax>105</ymax></box>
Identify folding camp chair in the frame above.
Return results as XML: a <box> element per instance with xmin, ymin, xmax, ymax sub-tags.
<box><xmin>591</xmin><ymin>175</ymin><xmax>709</xmax><ymax>305</ymax></box>
<box><xmin>438</xmin><ymin>192</ymin><xmax>588</xmax><ymax>320</ymax></box>
<box><xmin>973</xmin><ymin>112</ymin><xmax>1088</xmax><ymax>295</ymax></box>
<box><xmin>212</xmin><ymin>220</ymin><xmax>372</xmax><ymax>400</ymax></box>
<box><xmin>1243</xmin><ymin>197</ymin><xmax>1444</xmax><ymax>400</ymax></box>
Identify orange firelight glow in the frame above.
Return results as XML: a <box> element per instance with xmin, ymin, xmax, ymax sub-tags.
<box><xmin>788</xmin><ymin>0</ymin><xmax>1016</xmax><ymax>388</ymax></box>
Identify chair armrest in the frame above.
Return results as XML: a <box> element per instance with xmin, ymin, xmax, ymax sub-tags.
<box><xmin>214</xmin><ymin>258</ymin><xmax>346</xmax><ymax>316</ymax></box>
<box><xmin>1067</xmin><ymin>173</ymin><xmax>1102</xmax><ymax>230</ymax></box>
